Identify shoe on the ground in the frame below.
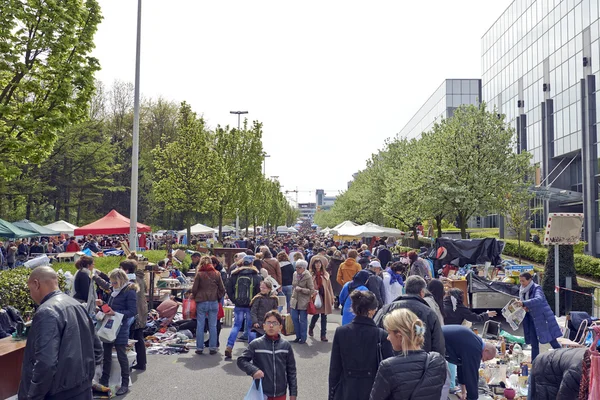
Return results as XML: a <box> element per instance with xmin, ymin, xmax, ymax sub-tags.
<box><xmin>224</xmin><ymin>346</ymin><xmax>233</xmax><ymax>358</ymax></box>
<box><xmin>209</xmin><ymin>349</ymin><xmax>218</xmax><ymax>355</ymax></box>
<box><xmin>195</xmin><ymin>349</ymin><xmax>204</xmax><ymax>355</ymax></box>
<box><xmin>131</xmin><ymin>364</ymin><xmax>146</xmax><ymax>371</ymax></box>
<box><xmin>116</xmin><ymin>386</ymin><xmax>129</xmax><ymax>396</ymax></box>
<box><xmin>298</xmin><ymin>339</ymin><xmax>306</xmax><ymax>344</ymax></box>
<box><xmin>293</xmin><ymin>338</ymin><xmax>301</xmax><ymax>343</ymax></box>
<box><xmin>308</xmin><ymin>327</ymin><xmax>314</xmax><ymax>337</ymax></box>
<box><xmin>321</xmin><ymin>336</ymin><xmax>328</xmax><ymax>342</ymax></box>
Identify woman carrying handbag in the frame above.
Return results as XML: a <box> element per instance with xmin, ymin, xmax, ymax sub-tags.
<box><xmin>308</xmin><ymin>255</ymin><xmax>334</xmax><ymax>342</ymax></box>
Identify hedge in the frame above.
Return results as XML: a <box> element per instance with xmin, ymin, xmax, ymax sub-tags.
<box><xmin>0</xmin><ymin>268</ymin><xmax>67</xmax><ymax>317</ymax></box>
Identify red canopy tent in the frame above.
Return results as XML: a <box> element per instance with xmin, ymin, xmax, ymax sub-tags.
<box><xmin>74</xmin><ymin>210</ymin><xmax>151</xmax><ymax>236</ymax></box>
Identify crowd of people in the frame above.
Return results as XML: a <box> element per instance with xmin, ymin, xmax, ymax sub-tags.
<box><xmin>10</xmin><ymin>231</ymin><xmax>581</xmax><ymax>400</ymax></box>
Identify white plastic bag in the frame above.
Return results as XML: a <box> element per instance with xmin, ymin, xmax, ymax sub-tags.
<box><xmin>244</xmin><ymin>379</ymin><xmax>264</xmax><ymax>400</ymax></box>
<box><xmin>97</xmin><ymin>312</ymin><xmax>124</xmax><ymax>343</ymax></box>
<box><xmin>314</xmin><ymin>293</ymin><xmax>323</xmax><ymax>309</ymax></box>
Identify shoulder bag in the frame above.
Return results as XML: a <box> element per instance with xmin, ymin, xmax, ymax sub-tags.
<box><xmin>408</xmin><ymin>353</ymin><xmax>432</xmax><ymax>400</ymax></box>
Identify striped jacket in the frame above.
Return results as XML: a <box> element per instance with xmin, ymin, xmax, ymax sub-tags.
<box><xmin>237</xmin><ymin>334</ymin><xmax>298</xmax><ymax>397</ymax></box>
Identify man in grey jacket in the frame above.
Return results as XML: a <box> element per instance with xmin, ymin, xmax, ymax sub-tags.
<box><xmin>19</xmin><ymin>266</ymin><xmax>102</xmax><ymax>400</ymax></box>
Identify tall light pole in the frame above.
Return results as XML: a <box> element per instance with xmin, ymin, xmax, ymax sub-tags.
<box><xmin>129</xmin><ymin>0</ymin><xmax>142</xmax><ymax>250</ymax></box>
<box><xmin>230</xmin><ymin>111</ymin><xmax>248</xmax><ymax>239</ymax></box>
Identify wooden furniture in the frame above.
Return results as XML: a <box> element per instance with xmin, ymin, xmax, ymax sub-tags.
<box><xmin>0</xmin><ymin>337</ymin><xmax>27</xmax><ymax>399</ymax></box>
<box><xmin>444</xmin><ymin>279</ymin><xmax>469</xmax><ymax>307</ymax></box>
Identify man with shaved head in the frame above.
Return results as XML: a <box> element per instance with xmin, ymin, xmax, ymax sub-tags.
<box><xmin>19</xmin><ymin>266</ymin><xmax>102</xmax><ymax>400</ymax></box>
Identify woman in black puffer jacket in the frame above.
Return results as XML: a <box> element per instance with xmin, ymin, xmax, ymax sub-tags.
<box><xmin>529</xmin><ymin>347</ymin><xmax>586</xmax><ymax>399</ymax></box>
<box><xmin>369</xmin><ymin>308</ymin><xmax>446</xmax><ymax>400</ymax></box>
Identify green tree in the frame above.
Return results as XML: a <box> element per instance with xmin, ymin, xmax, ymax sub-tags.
<box><xmin>433</xmin><ymin>104</ymin><xmax>532</xmax><ymax>238</ymax></box>
<box><xmin>0</xmin><ymin>0</ymin><xmax>102</xmax><ymax>181</ymax></box>
<box><xmin>152</xmin><ymin>102</ymin><xmax>224</xmax><ymax>240</ymax></box>
<box><xmin>500</xmin><ymin>187</ymin><xmax>535</xmax><ymax>263</ymax></box>
<box><xmin>213</xmin><ymin>120</ymin><xmax>263</xmax><ymax>240</ymax></box>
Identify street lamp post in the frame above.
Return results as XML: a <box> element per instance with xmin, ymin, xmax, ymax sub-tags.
<box><xmin>129</xmin><ymin>0</ymin><xmax>142</xmax><ymax>250</ymax></box>
<box><xmin>230</xmin><ymin>111</ymin><xmax>248</xmax><ymax>239</ymax></box>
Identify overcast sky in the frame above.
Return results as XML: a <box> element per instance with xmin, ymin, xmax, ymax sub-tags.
<box><xmin>92</xmin><ymin>0</ymin><xmax>512</xmax><ymax>204</ymax></box>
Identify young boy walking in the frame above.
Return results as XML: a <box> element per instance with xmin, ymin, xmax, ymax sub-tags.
<box><xmin>237</xmin><ymin>311</ymin><xmax>298</xmax><ymax>400</ymax></box>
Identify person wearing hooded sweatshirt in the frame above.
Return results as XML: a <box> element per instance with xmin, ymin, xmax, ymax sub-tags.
<box><xmin>364</xmin><ymin>261</ymin><xmax>386</xmax><ymax>308</ymax></box>
<box><xmin>225</xmin><ymin>256</ymin><xmax>262</xmax><ymax>359</ymax></box>
<box><xmin>339</xmin><ymin>270</ymin><xmax>371</xmax><ymax>325</ymax></box>
<box><xmin>250</xmin><ymin>280</ymin><xmax>279</xmax><ymax>338</ymax></box>
<box><xmin>336</xmin><ymin>249</ymin><xmax>361</xmax><ymax>288</ymax></box>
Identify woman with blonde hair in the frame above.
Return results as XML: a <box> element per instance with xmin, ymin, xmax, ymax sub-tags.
<box><xmin>191</xmin><ymin>255</ymin><xmax>225</xmax><ymax>355</ymax></box>
<box><xmin>308</xmin><ymin>255</ymin><xmax>334</xmax><ymax>341</ymax></box>
<box><xmin>96</xmin><ymin>268</ymin><xmax>138</xmax><ymax>395</ymax></box>
<box><xmin>369</xmin><ymin>309</ymin><xmax>446</xmax><ymax>400</ymax></box>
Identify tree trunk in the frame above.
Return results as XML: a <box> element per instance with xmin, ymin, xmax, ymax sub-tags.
<box><xmin>517</xmin><ymin>232</ymin><xmax>522</xmax><ymax>264</ymax></box>
<box><xmin>459</xmin><ymin>212</ymin><xmax>467</xmax><ymax>239</ymax></box>
<box><xmin>26</xmin><ymin>194</ymin><xmax>32</xmax><ymax>220</ymax></box>
<box><xmin>412</xmin><ymin>227</ymin><xmax>418</xmax><ymax>241</ymax></box>
<box><xmin>244</xmin><ymin>206</ymin><xmax>249</xmax><ymax>237</ymax></box>
<box><xmin>218</xmin><ymin>204</ymin><xmax>224</xmax><ymax>242</ymax></box>
<box><xmin>186</xmin><ymin>211</ymin><xmax>192</xmax><ymax>247</ymax></box>
<box><xmin>435</xmin><ymin>215</ymin><xmax>443</xmax><ymax>238</ymax></box>
<box><xmin>54</xmin><ymin>198</ymin><xmax>60</xmax><ymax>221</ymax></box>
<box><xmin>76</xmin><ymin>186</ymin><xmax>84</xmax><ymax>226</ymax></box>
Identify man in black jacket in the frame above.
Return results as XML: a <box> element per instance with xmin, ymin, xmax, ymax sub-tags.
<box><xmin>19</xmin><ymin>266</ymin><xmax>102</xmax><ymax>400</ymax></box>
<box><xmin>374</xmin><ymin>275</ymin><xmax>445</xmax><ymax>356</ymax></box>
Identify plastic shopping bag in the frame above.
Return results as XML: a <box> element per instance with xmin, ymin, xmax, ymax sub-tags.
<box><xmin>244</xmin><ymin>379</ymin><xmax>264</xmax><ymax>400</ymax></box>
<box><xmin>183</xmin><ymin>299</ymin><xmax>197</xmax><ymax>320</ymax></box>
<box><xmin>314</xmin><ymin>293</ymin><xmax>323</xmax><ymax>309</ymax></box>
<box><xmin>97</xmin><ymin>312</ymin><xmax>124</xmax><ymax>343</ymax></box>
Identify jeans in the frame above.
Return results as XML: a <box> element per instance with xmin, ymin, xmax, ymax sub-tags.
<box><xmin>448</xmin><ymin>362</ymin><xmax>457</xmax><ymax>388</ymax></box>
<box><xmin>129</xmin><ymin>327</ymin><xmax>147</xmax><ymax>368</ymax></box>
<box><xmin>530</xmin><ymin>335</ymin><xmax>561</xmax><ymax>361</ymax></box>
<box><xmin>100</xmin><ymin>343</ymin><xmax>129</xmax><ymax>387</ymax></box>
<box><xmin>196</xmin><ymin>301</ymin><xmax>219</xmax><ymax>351</ymax></box>
<box><xmin>309</xmin><ymin>313</ymin><xmax>328</xmax><ymax>337</ymax></box>
<box><xmin>281</xmin><ymin>285</ymin><xmax>293</xmax><ymax>313</ymax></box>
<box><xmin>291</xmin><ymin>308</ymin><xmax>308</xmax><ymax>341</ymax></box>
<box><xmin>226</xmin><ymin>307</ymin><xmax>256</xmax><ymax>348</ymax></box>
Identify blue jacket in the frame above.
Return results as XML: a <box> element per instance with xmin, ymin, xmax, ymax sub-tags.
<box><xmin>339</xmin><ymin>282</ymin><xmax>368</xmax><ymax>326</ymax></box>
<box><xmin>521</xmin><ymin>283</ymin><xmax>562</xmax><ymax>344</ymax></box>
<box><xmin>107</xmin><ymin>283</ymin><xmax>137</xmax><ymax>345</ymax></box>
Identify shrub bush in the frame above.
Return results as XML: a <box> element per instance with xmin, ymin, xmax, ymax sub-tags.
<box><xmin>0</xmin><ymin>268</ymin><xmax>66</xmax><ymax>317</ymax></box>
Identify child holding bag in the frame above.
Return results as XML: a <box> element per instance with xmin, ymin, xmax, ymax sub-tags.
<box><xmin>237</xmin><ymin>311</ymin><xmax>298</xmax><ymax>400</ymax></box>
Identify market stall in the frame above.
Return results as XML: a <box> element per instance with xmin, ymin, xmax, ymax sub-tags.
<box><xmin>0</xmin><ymin>219</ymin><xmax>38</xmax><ymax>238</ymax></box>
<box><xmin>74</xmin><ymin>210</ymin><xmax>151</xmax><ymax>236</ymax></box>
<box><xmin>43</xmin><ymin>220</ymin><xmax>79</xmax><ymax>236</ymax></box>
<box><xmin>13</xmin><ymin>220</ymin><xmax>60</xmax><ymax>236</ymax></box>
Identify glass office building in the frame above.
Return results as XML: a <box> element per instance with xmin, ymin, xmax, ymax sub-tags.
<box><xmin>482</xmin><ymin>0</ymin><xmax>599</xmax><ymax>256</ymax></box>
<box><xmin>399</xmin><ymin>79</ymin><xmax>481</xmax><ymax>139</ymax></box>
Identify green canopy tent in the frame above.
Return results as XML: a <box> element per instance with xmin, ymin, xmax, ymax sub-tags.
<box><xmin>0</xmin><ymin>219</ymin><xmax>38</xmax><ymax>238</ymax></box>
<box><xmin>13</xmin><ymin>220</ymin><xmax>60</xmax><ymax>236</ymax></box>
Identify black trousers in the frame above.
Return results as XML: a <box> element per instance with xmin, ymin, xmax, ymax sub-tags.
<box><xmin>204</xmin><ymin>318</ymin><xmax>222</xmax><ymax>347</ymax></box>
<box><xmin>101</xmin><ymin>343</ymin><xmax>129</xmax><ymax>387</ymax></box>
<box><xmin>130</xmin><ymin>327</ymin><xmax>147</xmax><ymax>368</ymax></box>
<box><xmin>309</xmin><ymin>313</ymin><xmax>328</xmax><ymax>336</ymax></box>
<box><xmin>64</xmin><ymin>388</ymin><xmax>92</xmax><ymax>400</ymax></box>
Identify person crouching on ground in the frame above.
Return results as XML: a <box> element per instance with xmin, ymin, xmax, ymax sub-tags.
<box><xmin>237</xmin><ymin>311</ymin><xmax>298</xmax><ymax>400</ymax></box>
<box><xmin>250</xmin><ymin>281</ymin><xmax>279</xmax><ymax>340</ymax></box>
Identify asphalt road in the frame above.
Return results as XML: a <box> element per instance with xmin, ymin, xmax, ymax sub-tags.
<box><xmin>122</xmin><ymin>313</ymin><xmax>342</xmax><ymax>399</ymax></box>
<box><xmin>119</xmin><ymin>310</ymin><xmax>524</xmax><ymax>400</ymax></box>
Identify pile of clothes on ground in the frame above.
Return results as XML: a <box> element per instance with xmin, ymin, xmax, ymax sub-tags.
<box><xmin>141</xmin><ymin>298</ymin><xmax>196</xmax><ymax>355</ymax></box>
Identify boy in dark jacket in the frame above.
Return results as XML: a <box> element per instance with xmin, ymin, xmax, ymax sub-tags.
<box><xmin>238</xmin><ymin>311</ymin><xmax>297</xmax><ymax>400</ymax></box>
<box><xmin>250</xmin><ymin>281</ymin><xmax>279</xmax><ymax>337</ymax></box>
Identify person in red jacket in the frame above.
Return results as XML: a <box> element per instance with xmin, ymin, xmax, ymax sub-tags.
<box><xmin>66</xmin><ymin>237</ymin><xmax>81</xmax><ymax>252</ymax></box>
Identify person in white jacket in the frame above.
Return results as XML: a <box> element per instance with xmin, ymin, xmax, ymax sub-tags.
<box><xmin>382</xmin><ymin>262</ymin><xmax>405</xmax><ymax>304</ymax></box>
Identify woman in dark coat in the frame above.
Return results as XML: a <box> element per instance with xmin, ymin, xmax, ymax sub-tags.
<box><xmin>369</xmin><ymin>308</ymin><xmax>446</xmax><ymax>400</ymax></box>
<box><xmin>96</xmin><ymin>268</ymin><xmax>138</xmax><ymax>395</ymax></box>
<box><xmin>515</xmin><ymin>272</ymin><xmax>562</xmax><ymax>361</ymax></box>
<box><xmin>328</xmin><ymin>251</ymin><xmax>344</xmax><ymax>307</ymax></box>
<box><xmin>329</xmin><ymin>290</ymin><xmax>393</xmax><ymax>400</ymax></box>
<box><xmin>443</xmin><ymin>288</ymin><xmax>496</xmax><ymax>325</ymax></box>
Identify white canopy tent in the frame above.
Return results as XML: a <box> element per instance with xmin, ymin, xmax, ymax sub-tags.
<box><xmin>43</xmin><ymin>220</ymin><xmax>79</xmax><ymax>236</ymax></box>
<box><xmin>177</xmin><ymin>223</ymin><xmax>217</xmax><ymax>240</ymax></box>
<box><xmin>338</xmin><ymin>224</ymin><xmax>385</xmax><ymax>237</ymax></box>
<box><xmin>320</xmin><ymin>227</ymin><xmax>332</xmax><ymax>235</ymax></box>
<box><xmin>330</xmin><ymin>220</ymin><xmax>357</xmax><ymax>235</ymax></box>
<box><xmin>220</xmin><ymin>225</ymin><xmax>236</xmax><ymax>233</ymax></box>
<box><xmin>287</xmin><ymin>227</ymin><xmax>298</xmax><ymax>233</ymax></box>
<box><xmin>363</xmin><ymin>222</ymin><xmax>404</xmax><ymax>237</ymax></box>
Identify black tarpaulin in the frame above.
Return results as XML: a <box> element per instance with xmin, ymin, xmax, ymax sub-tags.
<box><xmin>431</xmin><ymin>237</ymin><xmax>504</xmax><ymax>267</ymax></box>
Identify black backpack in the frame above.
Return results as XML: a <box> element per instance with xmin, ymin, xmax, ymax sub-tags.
<box><xmin>235</xmin><ymin>275</ymin><xmax>254</xmax><ymax>307</ymax></box>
